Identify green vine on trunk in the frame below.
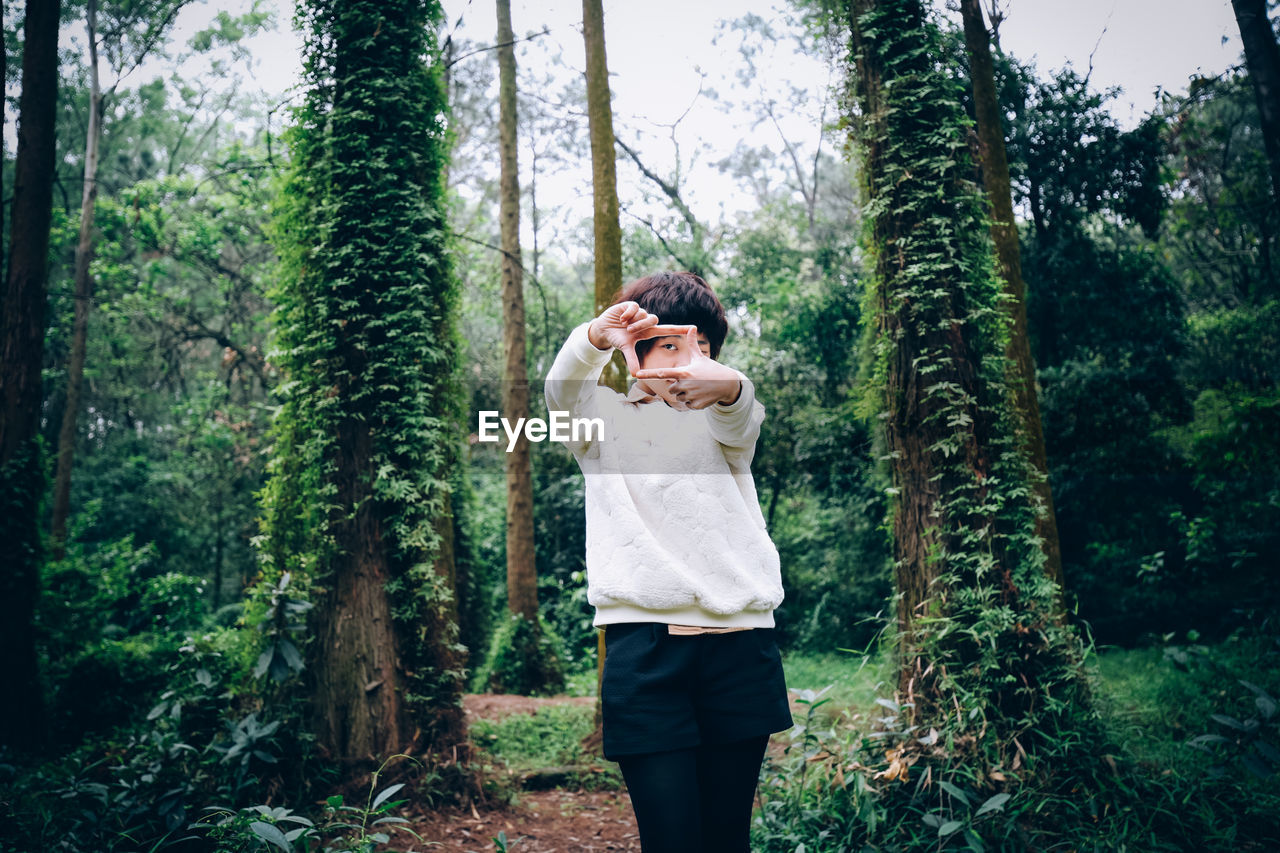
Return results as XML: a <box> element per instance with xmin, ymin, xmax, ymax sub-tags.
<box><xmin>253</xmin><ymin>0</ymin><xmax>465</xmax><ymax>743</ymax></box>
<box><xmin>838</xmin><ymin>0</ymin><xmax>1103</xmax><ymax>800</ymax></box>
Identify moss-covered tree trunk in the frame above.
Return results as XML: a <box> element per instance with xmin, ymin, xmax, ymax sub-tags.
<box><xmin>843</xmin><ymin>0</ymin><xmax>1092</xmax><ymax>766</ymax></box>
<box><xmin>959</xmin><ymin>0</ymin><xmax>1064</xmax><ymax>600</ymax></box>
<box><xmin>497</xmin><ymin>0</ymin><xmax>538</xmax><ymax>624</ymax></box>
<box><xmin>582</xmin><ymin>0</ymin><xmax>626</xmax><ymax>393</ymax></box>
<box><xmin>262</xmin><ymin>0</ymin><xmax>465</xmax><ymax>765</ymax></box>
<box><xmin>0</xmin><ymin>0</ymin><xmax>61</xmax><ymax>752</ymax></box>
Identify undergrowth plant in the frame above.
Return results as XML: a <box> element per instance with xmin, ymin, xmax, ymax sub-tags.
<box><xmin>191</xmin><ymin>755</ymin><xmax>427</xmax><ymax>852</ymax></box>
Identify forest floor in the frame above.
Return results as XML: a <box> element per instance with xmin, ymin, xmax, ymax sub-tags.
<box><xmin>401</xmin><ymin>691</ymin><xmax>824</xmax><ymax>852</ymax></box>
<box><xmin>409</xmin><ymin>786</ymin><xmax>641</xmax><ymax>852</ymax></box>
<box><xmin>405</xmin><ymin>694</ymin><xmax>638</xmax><ymax>852</ymax></box>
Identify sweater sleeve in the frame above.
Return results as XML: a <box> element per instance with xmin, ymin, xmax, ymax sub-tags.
<box><xmin>544</xmin><ymin>321</ymin><xmax>614</xmax><ymax>451</ymax></box>
<box><xmin>705</xmin><ymin>368</ymin><xmax>765</xmax><ymax>463</ymax></box>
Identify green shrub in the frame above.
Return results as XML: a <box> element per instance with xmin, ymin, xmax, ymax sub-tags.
<box><xmin>751</xmin><ymin>634</ymin><xmax>1280</xmax><ymax>851</ymax></box>
<box><xmin>473</xmin><ymin>612</ymin><xmax>568</xmax><ymax>696</ymax></box>
<box><xmin>54</xmin><ymin>633</ymin><xmax>178</xmax><ymax>739</ymax></box>
<box><xmin>470</xmin><ymin>704</ymin><xmax>594</xmax><ymax>772</ymax></box>
<box><xmin>469</xmin><ymin>703</ymin><xmax>621</xmax><ymax>791</ymax></box>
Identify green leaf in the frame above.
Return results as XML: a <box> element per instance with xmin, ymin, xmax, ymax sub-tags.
<box><xmin>371</xmin><ymin>782</ymin><xmax>405</xmax><ymax>812</ymax></box>
<box><xmin>1211</xmin><ymin>713</ymin><xmax>1247</xmax><ymax>731</ymax></box>
<box><xmin>278</xmin><ymin>639</ymin><xmax>305</xmax><ymax>672</ymax></box>
<box><xmin>249</xmin><ymin>821</ymin><xmax>292</xmax><ymax>852</ymax></box>
<box><xmin>939</xmin><ymin>780</ymin><xmax>972</xmax><ymax>806</ymax></box>
<box><xmin>938</xmin><ymin>819</ymin><xmax>964</xmax><ymax>837</ymax></box>
<box><xmin>975</xmin><ymin>792</ymin><xmax>1011</xmax><ymax>816</ymax></box>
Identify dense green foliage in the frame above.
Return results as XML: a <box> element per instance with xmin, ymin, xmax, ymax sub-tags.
<box><xmin>992</xmin><ymin>57</ymin><xmax>1280</xmax><ymax>645</ymax></box>
<box><xmin>752</xmin><ymin>636</ymin><xmax>1280</xmax><ymax>851</ymax></box>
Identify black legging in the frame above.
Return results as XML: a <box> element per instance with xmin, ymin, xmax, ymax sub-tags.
<box><xmin>616</xmin><ymin>735</ymin><xmax>770</xmax><ymax>853</ymax></box>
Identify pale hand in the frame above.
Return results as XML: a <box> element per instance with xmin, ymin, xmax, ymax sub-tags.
<box><xmin>632</xmin><ymin>326</ymin><xmax>743</xmax><ymax>410</ymax></box>
<box><xmin>588</xmin><ymin>301</ymin><xmax>695</xmax><ymax>376</ymax></box>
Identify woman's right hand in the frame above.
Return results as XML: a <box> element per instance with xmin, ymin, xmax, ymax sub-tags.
<box><xmin>588</xmin><ymin>301</ymin><xmax>694</xmax><ymax>375</ymax></box>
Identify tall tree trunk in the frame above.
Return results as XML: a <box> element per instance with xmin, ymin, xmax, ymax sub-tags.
<box><xmin>52</xmin><ymin>0</ymin><xmax>102</xmax><ymax>558</ymax></box>
<box><xmin>844</xmin><ymin>0</ymin><xmax>1091</xmax><ymax>758</ymax></box>
<box><xmin>1232</xmin><ymin>0</ymin><xmax>1280</xmax><ymax>204</ymax></box>
<box><xmin>264</xmin><ymin>0</ymin><xmax>467</xmax><ymax>766</ymax></box>
<box><xmin>0</xmin><ymin>0</ymin><xmax>61</xmax><ymax>753</ymax></box>
<box><xmin>582</xmin><ymin>0</ymin><xmax>626</xmax><ymax>393</ymax></box>
<box><xmin>959</xmin><ymin>0</ymin><xmax>1065</xmax><ymax>601</ymax></box>
<box><xmin>497</xmin><ymin>0</ymin><xmax>538</xmax><ymax>623</ymax></box>
<box><xmin>582</xmin><ymin>0</ymin><xmax>623</xmax><ymax>728</ymax></box>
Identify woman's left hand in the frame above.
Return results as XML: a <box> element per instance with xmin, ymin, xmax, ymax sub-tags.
<box><xmin>632</xmin><ymin>327</ymin><xmax>743</xmax><ymax>410</ymax></box>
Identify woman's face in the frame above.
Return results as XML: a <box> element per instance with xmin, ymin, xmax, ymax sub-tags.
<box><xmin>639</xmin><ymin>332</ymin><xmax>711</xmax><ymax>370</ymax></box>
<box><xmin>636</xmin><ymin>332</ymin><xmax>711</xmax><ymax>405</ymax></box>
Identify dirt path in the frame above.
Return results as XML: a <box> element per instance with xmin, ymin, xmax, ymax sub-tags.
<box><xmin>462</xmin><ymin>693</ymin><xmax>596</xmax><ymax>721</ymax></box>
<box><xmin>409</xmin><ymin>789</ymin><xmax>640</xmax><ymax>852</ymax></box>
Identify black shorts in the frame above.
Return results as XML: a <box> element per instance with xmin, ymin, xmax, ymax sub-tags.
<box><xmin>600</xmin><ymin>622</ymin><xmax>794</xmax><ymax>761</ymax></box>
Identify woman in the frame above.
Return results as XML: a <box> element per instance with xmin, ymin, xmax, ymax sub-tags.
<box><xmin>544</xmin><ymin>271</ymin><xmax>792</xmax><ymax>852</ymax></box>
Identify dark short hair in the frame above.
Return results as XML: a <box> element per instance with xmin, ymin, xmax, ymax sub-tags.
<box><xmin>613</xmin><ymin>271</ymin><xmax>728</xmax><ymax>361</ymax></box>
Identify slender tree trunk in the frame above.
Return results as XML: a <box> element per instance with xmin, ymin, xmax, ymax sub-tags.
<box><xmin>582</xmin><ymin>0</ymin><xmax>626</xmax><ymax>392</ymax></box>
<box><xmin>213</xmin><ymin>493</ymin><xmax>224</xmax><ymax>609</ymax></box>
<box><xmin>960</xmin><ymin>0</ymin><xmax>1065</xmax><ymax>600</ymax></box>
<box><xmin>530</xmin><ymin>148</ymin><xmax>541</xmax><ymax>282</ymax></box>
<box><xmin>52</xmin><ymin>0</ymin><xmax>102</xmax><ymax>557</ymax></box>
<box><xmin>497</xmin><ymin>0</ymin><xmax>538</xmax><ymax>623</ymax></box>
<box><xmin>2</xmin><ymin>6</ymin><xmax>6</xmax><ymax>275</ymax></box>
<box><xmin>0</xmin><ymin>0</ymin><xmax>62</xmax><ymax>753</ymax></box>
<box><xmin>1232</xmin><ymin>0</ymin><xmax>1280</xmax><ymax>204</ymax></box>
<box><xmin>582</xmin><ymin>0</ymin><xmax>623</xmax><ymax>728</ymax></box>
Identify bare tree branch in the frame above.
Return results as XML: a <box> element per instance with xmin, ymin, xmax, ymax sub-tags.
<box><xmin>619</xmin><ymin>206</ymin><xmax>701</xmax><ymax>273</ymax></box>
<box><xmin>615</xmin><ymin>136</ymin><xmax>701</xmax><ymax>237</ymax></box>
<box><xmin>446</xmin><ymin>28</ymin><xmax>550</xmax><ymax>68</ymax></box>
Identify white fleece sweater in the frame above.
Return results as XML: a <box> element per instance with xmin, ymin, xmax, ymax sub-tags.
<box><xmin>544</xmin><ymin>321</ymin><xmax>784</xmax><ymax>628</ymax></box>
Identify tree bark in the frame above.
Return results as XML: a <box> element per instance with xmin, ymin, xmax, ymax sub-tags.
<box><xmin>52</xmin><ymin>0</ymin><xmax>103</xmax><ymax>557</ymax></box>
<box><xmin>582</xmin><ymin>0</ymin><xmax>626</xmax><ymax>392</ymax></box>
<box><xmin>426</xmin><ymin>495</ymin><xmax>468</xmax><ymax>753</ymax></box>
<box><xmin>313</xmin><ymin>417</ymin><xmax>409</xmax><ymax>760</ymax></box>
<box><xmin>497</xmin><ymin>0</ymin><xmax>538</xmax><ymax>623</ymax></box>
<box><xmin>1232</xmin><ymin>0</ymin><xmax>1280</xmax><ymax>204</ymax></box>
<box><xmin>1</xmin><ymin>0</ymin><xmax>61</xmax><ymax>753</ymax></box>
<box><xmin>959</xmin><ymin>0</ymin><xmax>1065</xmax><ymax>601</ymax></box>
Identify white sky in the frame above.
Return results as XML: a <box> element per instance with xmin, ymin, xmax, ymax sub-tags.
<box><xmin>233</xmin><ymin>0</ymin><xmax>1245</xmax><ymax>127</ymax></box>
<box><xmin>233</xmin><ymin>0</ymin><xmax>1246</xmax><ymax>226</ymax></box>
<box><xmin>13</xmin><ymin>0</ymin><xmax>1247</xmax><ymax>235</ymax></box>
